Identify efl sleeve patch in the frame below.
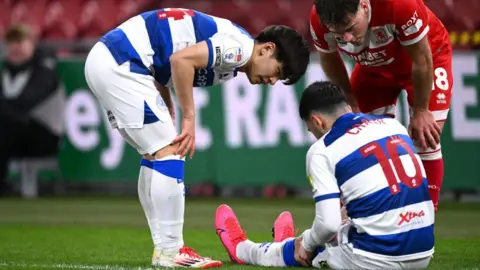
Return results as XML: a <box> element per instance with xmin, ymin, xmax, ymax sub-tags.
<box><xmin>208</xmin><ymin>33</ymin><xmax>252</xmax><ymax>69</ymax></box>
<box><xmin>308</xmin><ymin>153</ymin><xmax>340</xmax><ymax>199</ymax></box>
<box><xmin>223</xmin><ymin>47</ymin><xmax>243</xmax><ymax>64</ymax></box>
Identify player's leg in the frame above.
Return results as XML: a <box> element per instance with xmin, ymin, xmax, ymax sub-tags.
<box><xmin>236</xmin><ymin>213</ymin><xmax>352</xmax><ymax>269</ymax></box>
<box><xmin>119</xmin><ymin>128</ymin><xmax>187</xmax><ymax>262</ymax></box>
<box><xmin>272</xmin><ymin>211</ymin><xmax>296</xmax><ymax>242</ymax></box>
<box><xmin>85</xmin><ymin>42</ymin><xmax>220</xmax><ymax>268</ymax></box>
<box><xmin>405</xmin><ymin>58</ymin><xmax>453</xmax><ymax>212</ymax></box>
<box><xmin>350</xmin><ymin>66</ymin><xmax>402</xmax><ymax>117</ymax></box>
<box><xmin>270</xmin><ymin>210</ymin><xmax>430</xmax><ymax>269</ymax></box>
<box><xmin>217</xmin><ymin>205</ymin><xmax>333</xmax><ymax>268</ymax></box>
<box><xmin>119</xmin><ymin>97</ymin><xmax>221</xmax><ymax>268</ymax></box>
<box><xmin>216</xmin><ymin>204</ymin><xmax>296</xmax><ymax>267</ymax></box>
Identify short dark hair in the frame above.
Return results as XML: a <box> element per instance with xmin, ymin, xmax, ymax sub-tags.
<box><xmin>255</xmin><ymin>25</ymin><xmax>310</xmax><ymax>85</ymax></box>
<box><xmin>5</xmin><ymin>24</ymin><xmax>34</xmax><ymax>43</ymax></box>
<box><xmin>314</xmin><ymin>0</ymin><xmax>360</xmax><ymax>27</ymax></box>
<box><xmin>299</xmin><ymin>81</ymin><xmax>348</xmax><ymax>120</ymax></box>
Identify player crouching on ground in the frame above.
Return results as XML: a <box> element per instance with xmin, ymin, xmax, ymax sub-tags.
<box><xmin>216</xmin><ymin>81</ymin><xmax>435</xmax><ymax>269</ymax></box>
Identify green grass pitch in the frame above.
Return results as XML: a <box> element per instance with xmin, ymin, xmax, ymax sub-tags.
<box><xmin>0</xmin><ymin>197</ymin><xmax>479</xmax><ymax>269</ymax></box>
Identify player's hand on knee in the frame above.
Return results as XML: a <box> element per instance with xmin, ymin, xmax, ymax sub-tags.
<box><xmin>409</xmin><ymin>109</ymin><xmax>441</xmax><ymax>149</ymax></box>
<box><xmin>294</xmin><ymin>236</ymin><xmax>313</xmax><ymax>267</ymax></box>
<box><xmin>172</xmin><ymin>116</ymin><xmax>196</xmax><ymax>159</ymax></box>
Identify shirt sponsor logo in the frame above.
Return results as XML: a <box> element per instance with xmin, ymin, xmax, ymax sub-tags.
<box><xmin>196</xmin><ymin>69</ymin><xmax>209</xmax><ymax>87</ymax></box>
<box><xmin>347</xmin><ymin>50</ymin><xmax>394</xmax><ymax>66</ymax></box>
<box><xmin>215</xmin><ymin>46</ymin><xmax>221</xmax><ymax>66</ymax></box>
<box><xmin>401</xmin><ymin>11</ymin><xmax>423</xmax><ymax>36</ymax></box>
<box><xmin>398</xmin><ymin>210</ymin><xmax>425</xmax><ymax>226</ymax></box>
<box><xmin>436</xmin><ymin>93</ymin><xmax>447</xmax><ymax>104</ymax></box>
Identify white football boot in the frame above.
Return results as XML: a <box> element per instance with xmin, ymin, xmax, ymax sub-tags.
<box><xmin>152</xmin><ymin>246</ymin><xmax>222</xmax><ymax>268</ymax></box>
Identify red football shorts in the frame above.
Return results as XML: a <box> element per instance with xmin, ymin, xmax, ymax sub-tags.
<box><xmin>350</xmin><ymin>52</ymin><xmax>453</xmax><ymax>122</ymax></box>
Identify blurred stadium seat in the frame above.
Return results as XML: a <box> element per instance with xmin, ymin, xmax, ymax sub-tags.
<box><xmin>76</xmin><ymin>0</ymin><xmax>117</xmax><ymax>39</ymax></box>
<box><xmin>42</xmin><ymin>0</ymin><xmax>81</xmax><ymax>41</ymax></box>
<box><xmin>0</xmin><ymin>0</ymin><xmax>479</xmax><ymax>51</ymax></box>
<box><xmin>9</xmin><ymin>0</ymin><xmax>48</xmax><ymax>37</ymax></box>
<box><xmin>144</xmin><ymin>0</ymin><xmax>313</xmax><ymax>47</ymax></box>
<box><xmin>0</xmin><ymin>0</ymin><xmax>11</xmax><ymax>38</ymax></box>
<box><xmin>1</xmin><ymin>0</ymin><xmax>151</xmax><ymax>41</ymax></box>
<box><xmin>425</xmin><ymin>0</ymin><xmax>480</xmax><ymax>50</ymax></box>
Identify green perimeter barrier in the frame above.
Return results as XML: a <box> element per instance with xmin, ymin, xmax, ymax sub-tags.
<box><xmin>22</xmin><ymin>53</ymin><xmax>480</xmax><ymax>189</ymax></box>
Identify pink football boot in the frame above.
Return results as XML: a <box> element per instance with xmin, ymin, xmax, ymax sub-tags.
<box><xmin>215</xmin><ymin>204</ymin><xmax>248</xmax><ymax>264</ymax></box>
<box><xmin>272</xmin><ymin>211</ymin><xmax>295</xmax><ymax>242</ymax></box>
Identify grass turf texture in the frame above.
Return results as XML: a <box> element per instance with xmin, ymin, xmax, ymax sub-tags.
<box><xmin>0</xmin><ymin>197</ymin><xmax>479</xmax><ymax>269</ymax></box>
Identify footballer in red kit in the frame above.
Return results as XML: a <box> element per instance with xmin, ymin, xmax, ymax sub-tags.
<box><xmin>310</xmin><ymin>0</ymin><xmax>452</xmax><ymax>211</ymax></box>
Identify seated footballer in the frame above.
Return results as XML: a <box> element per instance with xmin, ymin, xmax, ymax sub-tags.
<box><xmin>215</xmin><ymin>81</ymin><xmax>435</xmax><ymax>269</ymax></box>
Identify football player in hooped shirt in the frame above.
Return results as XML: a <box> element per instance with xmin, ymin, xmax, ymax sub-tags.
<box><xmin>310</xmin><ymin>0</ymin><xmax>452</xmax><ymax>212</ymax></box>
<box><xmin>215</xmin><ymin>81</ymin><xmax>435</xmax><ymax>269</ymax></box>
<box><xmin>85</xmin><ymin>8</ymin><xmax>310</xmax><ymax>268</ymax></box>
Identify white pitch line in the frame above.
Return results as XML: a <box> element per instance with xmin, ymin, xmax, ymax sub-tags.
<box><xmin>0</xmin><ymin>262</ymin><xmax>156</xmax><ymax>270</ymax></box>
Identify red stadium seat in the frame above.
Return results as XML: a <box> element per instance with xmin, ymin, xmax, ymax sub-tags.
<box><xmin>41</xmin><ymin>0</ymin><xmax>81</xmax><ymax>41</ymax></box>
<box><xmin>76</xmin><ymin>0</ymin><xmax>152</xmax><ymax>39</ymax></box>
<box><xmin>9</xmin><ymin>0</ymin><xmax>48</xmax><ymax>38</ymax></box>
<box><xmin>1</xmin><ymin>0</ymin><xmax>477</xmax><ymax>50</ymax></box>
<box><xmin>0</xmin><ymin>0</ymin><xmax>12</xmax><ymax>38</ymax></box>
<box><xmin>115</xmin><ymin>0</ymin><xmax>152</xmax><ymax>25</ymax></box>
<box><xmin>152</xmin><ymin>0</ymin><xmax>214</xmax><ymax>14</ymax></box>
<box><xmin>77</xmin><ymin>0</ymin><xmax>117</xmax><ymax>39</ymax></box>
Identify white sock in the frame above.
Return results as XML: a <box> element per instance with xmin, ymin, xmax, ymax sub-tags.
<box><xmin>138</xmin><ymin>156</ymin><xmax>185</xmax><ymax>255</ymax></box>
<box><xmin>138</xmin><ymin>163</ymin><xmax>156</xmax><ymax>240</ymax></box>
<box><xmin>236</xmin><ymin>240</ymin><xmax>287</xmax><ymax>267</ymax></box>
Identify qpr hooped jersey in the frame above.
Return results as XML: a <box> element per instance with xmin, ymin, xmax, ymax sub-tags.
<box><xmin>309</xmin><ymin>0</ymin><xmax>451</xmax><ymax>76</ymax></box>
<box><xmin>100</xmin><ymin>8</ymin><xmax>254</xmax><ymax>87</ymax></box>
<box><xmin>307</xmin><ymin>113</ymin><xmax>434</xmax><ymax>261</ymax></box>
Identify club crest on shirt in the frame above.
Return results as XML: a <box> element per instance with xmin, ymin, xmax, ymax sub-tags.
<box><xmin>370</xmin><ymin>26</ymin><xmax>394</xmax><ymax>46</ymax></box>
<box><xmin>156</xmin><ymin>95</ymin><xmax>168</xmax><ymax>111</ymax></box>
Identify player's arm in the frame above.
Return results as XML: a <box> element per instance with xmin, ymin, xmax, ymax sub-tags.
<box><xmin>394</xmin><ymin>0</ymin><xmax>440</xmax><ymax>148</ymax></box>
<box><xmin>169</xmin><ymin>32</ymin><xmax>249</xmax><ymax>117</ymax></box>
<box><xmin>404</xmin><ymin>36</ymin><xmax>433</xmax><ymax>112</ymax></box>
<box><xmin>394</xmin><ymin>0</ymin><xmax>433</xmax><ymax>110</ymax></box>
<box><xmin>301</xmin><ymin>153</ymin><xmax>342</xmax><ymax>252</ymax></box>
<box><xmin>318</xmin><ymin>51</ymin><xmax>356</xmax><ymax>109</ymax></box>
<box><xmin>169</xmin><ymin>42</ymin><xmax>210</xmax><ymax>158</ymax></box>
<box><xmin>169</xmin><ymin>42</ymin><xmax>210</xmax><ymax>118</ymax></box>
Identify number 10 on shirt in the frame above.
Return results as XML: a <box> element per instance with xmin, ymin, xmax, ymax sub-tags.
<box><xmin>361</xmin><ymin>136</ymin><xmax>423</xmax><ymax>195</ymax></box>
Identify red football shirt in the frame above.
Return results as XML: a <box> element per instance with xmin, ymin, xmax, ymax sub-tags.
<box><xmin>309</xmin><ymin>0</ymin><xmax>451</xmax><ymax>76</ymax></box>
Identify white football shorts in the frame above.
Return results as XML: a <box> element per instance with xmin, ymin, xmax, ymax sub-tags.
<box><xmin>312</xmin><ymin>222</ymin><xmax>432</xmax><ymax>269</ymax></box>
<box><xmin>84</xmin><ymin>42</ymin><xmax>176</xmax><ymax>155</ymax></box>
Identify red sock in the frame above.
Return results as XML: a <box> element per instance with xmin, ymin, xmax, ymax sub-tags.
<box><xmin>422</xmin><ymin>159</ymin><xmax>444</xmax><ymax>212</ymax></box>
